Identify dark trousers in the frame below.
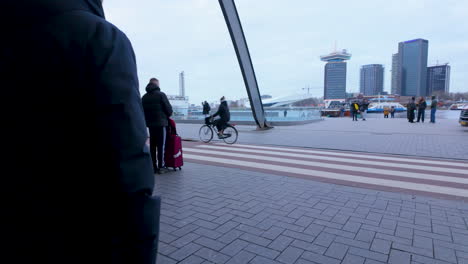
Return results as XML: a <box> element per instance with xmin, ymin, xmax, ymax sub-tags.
<box><xmin>149</xmin><ymin>126</ymin><xmax>166</xmax><ymax>170</ymax></box>
<box><xmin>430</xmin><ymin>108</ymin><xmax>436</xmax><ymax>123</ymax></box>
<box><xmin>352</xmin><ymin>112</ymin><xmax>358</xmax><ymax>121</ymax></box>
<box><xmin>408</xmin><ymin>110</ymin><xmax>415</xmax><ymax>122</ymax></box>
<box><xmin>213</xmin><ymin>119</ymin><xmax>227</xmax><ymax>132</ymax></box>
<box><xmin>391</xmin><ymin>112</ymin><xmax>395</xmax><ymax>118</ymax></box>
<box><xmin>417</xmin><ymin>109</ymin><xmax>425</xmax><ymax>122</ymax></box>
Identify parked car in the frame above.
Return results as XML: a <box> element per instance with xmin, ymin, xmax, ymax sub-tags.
<box><xmin>460</xmin><ymin>105</ymin><xmax>468</xmax><ymax>126</ymax></box>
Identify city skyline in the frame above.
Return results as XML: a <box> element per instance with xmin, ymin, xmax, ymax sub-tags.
<box><xmin>105</xmin><ymin>0</ymin><xmax>468</xmax><ymax>103</ymax></box>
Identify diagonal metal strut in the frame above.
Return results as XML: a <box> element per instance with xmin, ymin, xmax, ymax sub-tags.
<box><xmin>219</xmin><ymin>0</ymin><xmax>268</xmax><ymax>128</ymax></box>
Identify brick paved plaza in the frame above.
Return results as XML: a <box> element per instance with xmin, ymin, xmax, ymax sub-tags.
<box><xmin>156</xmin><ymin>113</ymin><xmax>468</xmax><ymax>263</ymax></box>
<box><xmin>156</xmin><ymin>163</ymin><xmax>468</xmax><ymax>264</ymax></box>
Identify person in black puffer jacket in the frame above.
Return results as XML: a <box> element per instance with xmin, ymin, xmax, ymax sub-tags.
<box><xmin>142</xmin><ymin>78</ymin><xmax>173</xmax><ymax>173</ymax></box>
<box><xmin>211</xmin><ymin>96</ymin><xmax>231</xmax><ymax>138</ymax></box>
<box><xmin>2</xmin><ymin>0</ymin><xmax>160</xmax><ymax>263</ymax></box>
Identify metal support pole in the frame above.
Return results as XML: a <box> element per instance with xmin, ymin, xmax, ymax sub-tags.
<box><xmin>218</xmin><ymin>0</ymin><xmax>268</xmax><ymax>128</ymax></box>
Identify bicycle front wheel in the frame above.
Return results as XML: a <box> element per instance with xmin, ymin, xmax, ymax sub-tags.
<box><xmin>222</xmin><ymin>125</ymin><xmax>238</xmax><ymax>144</ymax></box>
<box><xmin>199</xmin><ymin>125</ymin><xmax>214</xmax><ymax>143</ymax></box>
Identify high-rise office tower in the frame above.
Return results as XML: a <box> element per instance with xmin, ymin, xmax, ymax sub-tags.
<box><xmin>391</xmin><ymin>53</ymin><xmax>401</xmax><ymax>95</ymax></box>
<box><xmin>320</xmin><ymin>49</ymin><xmax>351</xmax><ymax>99</ymax></box>
<box><xmin>360</xmin><ymin>64</ymin><xmax>384</xmax><ymax>96</ymax></box>
<box><xmin>398</xmin><ymin>38</ymin><xmax>429</xmax><ymax>96</ymax></box>
<box><xmin>427</xmin><ymin>64</ymin><xmax>450</xmax><ymax>94</ymax></box>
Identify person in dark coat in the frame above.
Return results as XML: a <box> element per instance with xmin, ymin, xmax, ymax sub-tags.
<box><xmin>211</xmin><ymin>96</ymin><xmax>231</xmax><ymax>138</ymax></box>
<box><xmin>430</xmin><ymin>95</ymin><xmax>438</xmax><ymax>123</ymax></box>
<box><xmin>416</xmin><ymin>96</ymin><xmax>427</xmax><ymax>123</ymax></box>
<box><xmin>202</xmin><ymin>101</ymin><xmax>211</xmax><ymax>116</ymax></box>
<box><xmin>2</xmin><ymin>1</ymin><xmax>160</xmax><ymax>263</ymax></box>
<box><xmin>407</xmin><ymin>97</ymin><xmax>416</xmax><ymax>123</ymax></box>
<box><xmin>142</xmin><ymin>79</ymin><xmax>173</xmax><ymax>173</ymax></box>
<box><xmin>360</xmin><ymin>100</ymin><xmax>369</xmax><ymax>121</ymax></box>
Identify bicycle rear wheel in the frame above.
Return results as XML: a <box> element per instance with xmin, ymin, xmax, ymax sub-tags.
<box><xmin>222</xmin><ymin>125</ymin><xmax>238</xmax><ymax>144</ymax></box>
<box><xmin>199</xmin><ymin>125</ymin><xmax>214</xmax><ymax>143</ymax></box>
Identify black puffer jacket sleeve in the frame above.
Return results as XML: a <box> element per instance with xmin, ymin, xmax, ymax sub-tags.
<box><xmin>86</xmin><ymin>20</ymin><xmax>158</xmax><ymax>263</ymax></box>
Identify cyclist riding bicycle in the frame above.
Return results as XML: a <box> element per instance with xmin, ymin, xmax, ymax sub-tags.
<box><xmin>210</xmin><ymin>96</ymin><xmax>230</xmax><ymax>139</ymax></box>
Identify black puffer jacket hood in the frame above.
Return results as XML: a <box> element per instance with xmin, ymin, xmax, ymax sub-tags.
<box><xmin>146</xmin><ymin>83</ymin><xmax>161</xmax><ymax>93</ymax></box>
<box><xmin>3</xmin><ymin>0</ymin><xmax>105</xmax><ymax>25</ymax></box>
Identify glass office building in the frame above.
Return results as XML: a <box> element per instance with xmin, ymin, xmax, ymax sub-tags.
<box><xmin>427</xmin><ymin>64</ymin><xmax>450</xmax><ymax>94</ymax></box>
<box><xmin>360</xmin><ymin>64</ymin><xmax>384</xmax><ymax>96</ymax></box>
<box><xmin>398</xmin><ymin>39</ymin><xmax>429</xmax><ymax>96</ymax></box>
<box><xmin>391</xmin><ymin>53</ymin><xmax>401</xmax><ymax>95</ymax></box>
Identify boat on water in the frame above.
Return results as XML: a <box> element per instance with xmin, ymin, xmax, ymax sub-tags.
<box><xmin>367</xmin><ymin>102</ymin><xmax>406</xmax><ymax>113</ymax></box>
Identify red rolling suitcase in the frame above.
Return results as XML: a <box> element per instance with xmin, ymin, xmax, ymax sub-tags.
<box><xmin>165</xmin><ymin>119</ymin><xmax>183</xmax><ymax>170</ymax></box>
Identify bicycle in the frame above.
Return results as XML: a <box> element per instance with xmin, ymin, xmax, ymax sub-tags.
<box><xmin>199</xmin><ymin>117</ymin><xmax>238</xmax><ymax>144</ymax></box>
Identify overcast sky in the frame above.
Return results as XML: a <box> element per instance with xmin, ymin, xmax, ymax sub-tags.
<box><xmin>105</xmin><ymin>0</ymin><xmax>468</xmax><ymax>103</ymax></box>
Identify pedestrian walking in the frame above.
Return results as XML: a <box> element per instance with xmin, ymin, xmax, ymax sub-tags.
<box><xmin>351</xmin><ymin>101</ymin><xmax>360</xmax><ymax>121</ymax></box>
<box><xmin>143</xmin><ymin>78</ymin><xmax>173</xmax><ymax>174</ymax></box>
<box><xmin>390</xmin><ymin>106</ymin><xmax>396</xmax><ymax>118</ymax></box>
<box><xmin>202</xmin><ymin>101</ymin><xmax>211</xmax><ymax>117</ymax></box>
<box><xmin>407</xmin><ymin>97</ymin><xmax>416</xmax><ymax>123</ymax></box>
<box><xmin>360</xmin><ymin>99</ymin><xmax>369</xmax><ymax>121</ymax></box>
<box><xmin>284</xmin><ymin>109</ymin><xmax>288</xmax><ymax>117</ymax></box>
<box><xmin>430</xmin><ymin>95</ymin><xmax>438</xmax><ymax>123</ymax></box>
<box><xmin>3</xmin><ymin>0</ymin><xmax>161</xmax><ymax>263</ymax></box>
<box><xmin>416</xmin><ymin>96</ymin><xmax>427</xmax><ymax>123</ymax></box>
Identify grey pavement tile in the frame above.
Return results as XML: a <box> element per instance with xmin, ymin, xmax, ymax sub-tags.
<box><xmin>218</xmin><ymin>229</ymin><xmax>245</xmax><ymax>244</ymax></box>
<box><xmin>364</xmin><ymin>260</ymin><xmax>385</xmax><ymax>264</ymax></box>
<box><xmin>195</xmin><ymin>236</ymin><xmax>227</xmax><ymax>251</ymax></box>
<box><xmin>216</xmin><ymin>221</ymin><xmax>240</xmax><ymax>234</ymax></box>
<box><xmin>157</xmin><ymin>254</ymin><xmax>178</xmax><ymax>264</ymax></box>
<box><xmin>412</xmin><ymin>254</ymin><xmax>453</xmax><ymax>264</ymax></box>
<box><xmin>376</xmin><ymin>232</ymin><xmax>412</xmax><ymax>245</ymax></box>
<box><xmin>356</xmin><ymin>229</ymin><xmax>376</xmax><ymax>243</ymax></box>
<box><xmin>392</xmin><ymin>242</ymin><xmax>433</xmax><ymax>258</ymax></box>
<box><xmin>172</xmin><ymin>224</ymin><xmax>199</xmax><ymax>237</ymax></box>
<box><xmin>172</xmin><ymin>232</ymin><xmax>201</xmax><ymax>248</ymax></box>
<box><xmin>194</xmin><ymin>227</ymin><xmax>223</xmax><ymax>240</ymax></box>
<box><xmin>301</xmin><ymin>251</ymin><xmax>341</xmax><ymax>264</ymax></box>
<box><xmin>370</xmin><ymin>238</ymin><xmax>392</xmax><ymax>254</ymax></box>
<box><xmin>295</xmin><ymin>259</ymin><xmax>317</xmax><ymax>264</ymax></box>
<box><xmin>332</xmin><ymin>213</ymin><xmax>351</xmax><ymax>225</ymax></box>
<box><xmin>244</xmin><ymin>243</ymin><xmax>280</xmax><ymax>259</ymax></box>
<box><xmin>325</xmin><ymin>242</ymin><xmax>349</xmax><ymax>260</ymax></box>
<box><xmin>213</xmin><ymin>214</ymin><xmax>236</xmax><ymax>225</ymax></box>
<box><xmin>323</xmin><ymin>226</ymin><xmax>356</xmax><ymax>239</ymax></box>
<box><xmin>276</xmin><ymin>246</ymin><xmax>304</xmax><ymax>264</ymax></box>
<box><xmin>194</xmin><ymin>219</ymin><xmax>220</xmax><ymax>230</ymax></box>
<box><xmin>334</xmin><ymin>236</ymin><xmax>371</xmax><ymax>249</ymax></box>
<box><xmin>159</xmin><ymin>242</ymin><xmax>178</xmax><ymax>256</ymax></box>
<box><xmin>290</xmin><ymin>239</ymin><xmax>327</xmax><ymax>254</ymax></box>
<box><xmin>195</xmin><ymin>247</ymin><xmax>231</xmax><ymax>264</ymax></box>
<box><xmin>169</xmin><ymin>242</ymin><xmax>203</xmax><ymax>261</ymax></box>
<box><xmin>282</xmin><ymin>229</ymin><xmax>315</xmax><ymax>243</ymax></box>
<box><xmin>414</xmin><ymin>229</ymin><xmax>452</xmax><ymax>242</ymax></box>
<box><xmin>453</xmin><ymin>233</ymin><xmax>468</xmax><ymax>246</ymax></box>
<box><xmin>348</xmin><ymin>247</ymin><xmax>388</xmax><ymax>262</ymax></box>
<box><xmin>343</xmin><ymin>221</ymin><xmax>362</xmax><ymax>233</ymax></box>
<box><xmin>434</xmin><ymin>245</ymin><xmax>457</xmax><ymax>263</ymax></box>
<box><xmin>236</xmin><ymin>224</ymin><xmax>264</xmax><ymax>236</ymax></box>
<box><xmin>261</xmin><ymin>226</ymin><xmax>285</xmax><ymax>240</ymax></box>
<box><xmin>267</xmin><ymin>235</ymin><xmax>294</xmax><ymax>252</ymax></box>
<box><xmin>220</xmin><ymin>239</ymin><xmax>249</xmax><ymax>257</ymax></box>
<box><xmin>159</xmin><ymin>232</ymin><xmax>179</xmax><ymax>244</ymax></box>
<box><xmin>396</xmin><ymin>226</ymin><xmax>414</xmax><ymax>240</ymax></box>
<box><xmin>313</xmin><ymin>232</ymin><xmax>336</xmax><ymax>247</ymax></box>
<box><xmin>239</xmin><ymin>232</ymin><xmax>271</xmax><ymax>247</ymax></box>
<box><xmin>178</xmin><ymin>255</ymin><xmax>206</xmax><ymax>264</ymax></box>
<box><xmin>295</xmin><ymin>216</ymin><xmax>315</xmax><ymax>227</ymax></box>
<box><xmin>413</xmin><ymin>235</ymin><xmax>433</xmax><ymax>250</ymax></box>
<box><xmin>225</xmin><ymin>250</ymin><xmax>255</xmax><ymax>264</ymax></box>
<box><xmin>342</xmin><ymin>254</ymin><xmax>365</xmax><ymax>264</ymax></box>
<box><xmin>249</xmin><ymin>255</ymin><xmax>282</xmax><ymax>264</ymax></box>
<box><xmin>303</xmin><ymin>223</ymin><xmax>325</xmax><ymax>236</ymax></box>
<box><xmin>388</xmin><ymin>249</ymin><xmax>411</xmax><ymax>264</ymax></box>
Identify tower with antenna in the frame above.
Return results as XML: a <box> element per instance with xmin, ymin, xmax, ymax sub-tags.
<box><xmin>320</xmin><ymin>46</ymin><xmax>351</xmax><ymax>99</ymax></box>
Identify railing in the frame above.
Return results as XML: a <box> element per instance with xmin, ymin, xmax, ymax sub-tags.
<box><xmin>171</xmin><ymin>107</ymin><xmax>323</xmax><ymax>122</ymax></box>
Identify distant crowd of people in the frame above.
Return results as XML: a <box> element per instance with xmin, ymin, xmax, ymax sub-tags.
<box><xmin>349</xmin><ymin>99</ymin><xmax>371</xmax><ymax>121</ymax></box>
